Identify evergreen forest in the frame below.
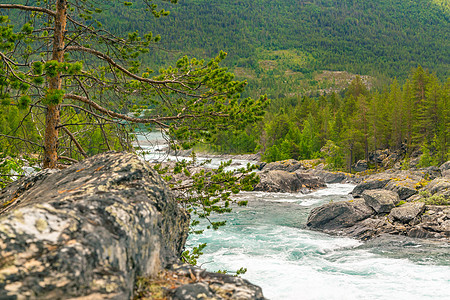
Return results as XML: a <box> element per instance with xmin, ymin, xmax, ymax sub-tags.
<box><xmin>0</xmin><ymin>0</ymin><xmax>449</xmax><ymax>173</ymax></box>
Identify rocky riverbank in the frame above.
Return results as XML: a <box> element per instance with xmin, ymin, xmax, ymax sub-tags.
<box><xmin>307</xmin><ymin>161</ymin><xmax>450</xmax><ymax>241</ymax></box>
<box><xmin>0</xmin><ymin>152</ymin><xmax>265</xmax><ymax>299</ymax></box>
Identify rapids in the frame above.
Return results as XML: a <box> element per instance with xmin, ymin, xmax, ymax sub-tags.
<box><xmin>187</xmin><ymin>184</ymin><xmax>450</xmax><ymax>300</ymax></box>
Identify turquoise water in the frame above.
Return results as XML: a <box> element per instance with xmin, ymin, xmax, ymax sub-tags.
<box><xmin>187</xmin><ymin>184</ymin><xmax>450</xmax><ymax>300</ymax></box>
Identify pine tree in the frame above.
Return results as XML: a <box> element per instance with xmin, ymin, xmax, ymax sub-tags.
<box><xmin>389</xmin><ymin>78</ymin><xmax>403</xmax><ymax>149</ymax></box>
<box><xmin>0</xmin><ymin>1</ymin><xmax>268</xmax><ymax>168</ymax></box>
<box><xmin>411</xmin><ymin>66</ymin><xmax>430</xmax><ymax>148</ymax></box>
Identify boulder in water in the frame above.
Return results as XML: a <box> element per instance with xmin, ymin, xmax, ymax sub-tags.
<box><xmin>307</xmin><ymin>199</ymin><xmax>375</xmax><ymax>230</ymax></box>
<box><xmin>0</xmin><ymin>152</ymin><xmax>267</xmax><ymax>299</ymax></box>
<box><xmin>352</xmin><ymin>173</ymin><xmax>392</xmax><ymax>197</ymax></box>
<box><xmin>254</xmin><ymin>170</ymin><xmax>326</xmax><ymax>193</ymax></box>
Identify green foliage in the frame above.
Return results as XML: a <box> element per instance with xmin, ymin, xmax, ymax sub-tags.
<box><xmin>417</xmin><ymin>144</ymin><xmax>439</xmax><ymax>168</ymax></box>
<box><xmin>111</xmin><ymin>0</ymin><xmax>449</xmax><ymax>97</ymax></box>
<box><xmin>0</xmin><ymin>0</ymin><xmax>268</xmax><ymax>165</ymax></box>
<box><xmin>417</xmin><ymin>191</ymin><xmax>449</xmax><ymax>205</ymax></box>
<box><xmin>322</xmin><ymin>140</ymin><xmax>345</xmax><ymax>170</ymax></box>
<box><xmin>155</xmin><ymin>153</ymin><xmax>259</xmax><ymax>229</ymax></box>
<box><xmin>44</xmin><ymin>89</ymin><xmax>65</xmax><ymax>105</ymax></box>
<box><xmin>396</xmin><ymin>200</ymin><xmax>407</xmax><ymax>207</ymax></box>
<box><xmin>217</xmin><ymin>67</ymin><xmax>448</xmax><ymax>171</ymax></box>
<box><xmin>181</xmin><ymin>243</ymin><xmax>206</xmax><ymax>265</ymax></box>
<box><xmin>0</xmin><ymin>156</ymin><xmax>24</xmax><ymax>189</ymax></box>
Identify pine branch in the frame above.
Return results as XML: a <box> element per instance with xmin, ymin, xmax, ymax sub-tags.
<box><xmin>0</xmin><ymin>4</ymin><xmax>56</xmax><ymax>17</ymax></box>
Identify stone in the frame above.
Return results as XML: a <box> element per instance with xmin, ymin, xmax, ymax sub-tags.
<box><xmin>352</xmin><ymin>174</ymin><xmax>392</xmax><ymax>197</ymax></box>
<box><xmin>307</xmin><ymin>199</ymin><xmax>375</xmax><ymax>230</ymax></box>
<box><xmin>354</xmin><ymin>160</ymin><xmax>368</xmax><ymax>172</ymax></box>
<box><xmin>385</xmin><ymin>179</ymin><xmax>418</xmax><ymax>200</ymax></box>
<box><xmin>439</xmin><ymin>161</ymin><xmax>450</xmax><ymax>177</ymax></box>
<box><xmin>0</xmin><ymin>152</ymin><xmax>190</xmax><ymax>299</ymax></box>
<box><xmin>417</xmin><ymin>166</ymin><xmax>441</xmax><ymax>180</ymax></box>
<box><xmin>389</xmin><ymin>202</ymin><xmax>426</xmax><ymax>223</ymax></box>
<box><xmin>423</xmin><ymin>177</ymin><xmax>450</xmax><ymax>198</ymax></box>
<box><xmin>169</xmin><ymin>264</ymin><xmax>266</xmax><ymax>300</ymax></box>
<box><xmin>362</xmin><ymin>189</ymin><xmax>398</xmax><ymax>213</ymax></box>
<box><xmin>307</xmin><ymin>169</ymin><xmax>352</xmax><ymax>184</ymax></box>
<box><xmin>439</xmin><ymin>161</ymin><xmax>450</xmax><ymax>172</ymax></box>
<box><xmin>259</xmin><ymin>159</ymin><xmax>305</xmax><ymax>172</ymax></box>
<box><xmin>254</xmin><ymin>170</ymin><xmax>326</xmax><ymax>193</ymax></box>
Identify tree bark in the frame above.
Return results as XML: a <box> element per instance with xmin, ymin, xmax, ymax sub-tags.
<box><xmin>43</xmin><ymin>0</ymin><xmax>66</xmax><ymax>168</ymax></box>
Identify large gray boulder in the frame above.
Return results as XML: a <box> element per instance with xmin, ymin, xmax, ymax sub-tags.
<box><xmin>259</xmin><ymin>159</ymin><xmax>306</xmax><ymax>172</ymax></box>
<box><xmin>362</xmin><ymin>189</ymin><xmax>399</xmax><ymax>213</ymax></box>
<box><xmin>307</xmin><ymin>169</ymin><xmax>354</xmax><ymax>184</ymax></box>
<box><xmin>254</xmin><ymin>170</ymin><xmax>326</xmax><ymax>193</ymax></box>
<box><xmin>389</xmin><ymin>202</ymin><xmax>426</xmax><ymax>223</ymax></box>
<box><xmin>352</xmin><ymin>171</ymin><xmax>424</xmax><ymax>198</ymax></box>
<box><xmin>352</xmin><ymin>173</ymin><xmax>392</xmax><ymax>197</ymax></box>
<box><xmin>307</xmin><ymin>199</ymin><xmax>375</xmax><ymax>230</ymax></box>
<box><xmin>385</xmin><ymin>179</ymin><xmax>418</xmax><ymax>200</ymax></box>
<box><xmin>0</xmin><ymin>152</ymin><xmax>190</xmax><ymax>299</ymax></box>
<box><xmin>168</xmin><ymin>264</ymin><xmax>265</xmax><ymax>300</ymax></box>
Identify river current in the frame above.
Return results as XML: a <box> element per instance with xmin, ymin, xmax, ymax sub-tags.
<box><xmin>187</xmin><ymin>185</ymin><xmax>450</xmax><ymax>300</ymax></box>
<box><xmin>140</xmin><ymin>134</ymin><xmax>450</xmax><ymax>300</ymax></box>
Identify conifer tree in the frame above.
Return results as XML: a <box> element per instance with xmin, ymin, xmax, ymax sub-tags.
<box><xmin>411</xmin><ymin>66</ymin><xmax>430</xmax><ymax>148</ymax></box>
<box><xmin>0</xmin><ymin>1</ymin><xmax>267</xmax><ymax>168</ymax></box>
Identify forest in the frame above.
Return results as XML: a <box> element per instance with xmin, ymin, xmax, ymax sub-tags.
<box><xmin>100</xmin><ymin>0</ymin><xmax>449</xmax><ymax>97</ymax></box>
<box><xmin>0</xmin><ymin>0</ymin><xmax>449</xmax><ymax>175</ymax></box>
<box><xmin>212</xmin><ymin>66</ymin><xmax>449</xmax><ymax>172</ymax></box>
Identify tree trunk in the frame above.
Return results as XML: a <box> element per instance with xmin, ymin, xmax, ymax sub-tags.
<box><xmin>43</xmin><ymin>0</ymin><xmax>66</xmax><ymax>168</ymax></box>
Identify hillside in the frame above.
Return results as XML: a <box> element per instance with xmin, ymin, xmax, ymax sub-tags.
<box><xmin>100</xmin><ymin>0</ymin><xmax>449</xmax><ymax>96</ymax></box>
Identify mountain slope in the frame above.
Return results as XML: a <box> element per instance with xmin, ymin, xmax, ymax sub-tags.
<box><xmin>111</xmin><ymin>0</ymin><xmax>449</xmax><ymax>80</ymax></box>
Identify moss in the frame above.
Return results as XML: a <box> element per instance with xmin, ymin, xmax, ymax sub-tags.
<box><xmin>415</xmin><ymin>179</ymin><xmax>431</xmax><ymax>190</ymax></box>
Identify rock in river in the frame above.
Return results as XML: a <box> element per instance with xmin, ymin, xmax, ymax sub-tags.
<box><xmin>254</xmin><ymin>170</ymin><xmax>326</xmax><ymax>193</ymax></box>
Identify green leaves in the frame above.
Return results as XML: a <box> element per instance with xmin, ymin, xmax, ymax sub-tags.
<box><xmin>156</xmin><ymin>152</ymin><xmax>259</xmax><ymax>236</ymax></box>
<box><xmin>44</xmin><ymin>60</ymin><xmax>83</xmax><ymax>77</ymax></box>
<box><xmin>44</xmin><ymin>89</ymin><xmax>65</xmax><ymax>105</ymax></box>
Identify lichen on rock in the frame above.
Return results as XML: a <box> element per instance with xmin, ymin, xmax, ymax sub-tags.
<box><xmin>0</xmin><ymin>152</ymin><xmax>189</xmax><ymax>299</ymax></box>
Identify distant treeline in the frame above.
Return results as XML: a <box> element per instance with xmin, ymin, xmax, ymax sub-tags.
<box><xmin>211</xmin><ymin>66</ymin><xmax>449</xmax><ymax>170</ymax></box>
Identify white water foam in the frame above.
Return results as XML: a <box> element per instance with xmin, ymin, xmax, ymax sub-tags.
<box><xmin>188</xmin><ymin>184</ymin><xmax>450</xmax><ymax>300</ymax></box>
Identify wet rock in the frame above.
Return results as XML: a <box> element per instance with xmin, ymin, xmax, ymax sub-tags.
<box><xmin>308</xmin><ymin>169</ymin><xmax>355</xmax><ymax>184</ymax></box>
<box><xmin>254</xmin><ymin>170</ymin><xmax>326</xmax><ymax>193</ymax></box>
<box><xmin>307</xmin><ymin>199</ymin><xmax>375</xmax><ymax>230</ymax></box>
<box><xmin>389</xmin><ymin>202</ymin><xmax>426</xmax><ymax>223</ymax></box>
<box><xmin>0</xmin><ymin>152</ymin><xmax>189</xmax><ymax>299</ymax></box>
<box><xmin>362</xmin><ymin>189</ymin><xmax>398</xmax><ymax>213</ymax></box>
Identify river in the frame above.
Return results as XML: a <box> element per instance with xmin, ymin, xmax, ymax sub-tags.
<box><xmin>140</xmin><ymin>135</ymin><xmax>450</xmax><ymax>300</ymax></box>
<box><xmin>186</xmin><ymin>185</ymin><xmax>450</xmax><ymax>300</ymax></box>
